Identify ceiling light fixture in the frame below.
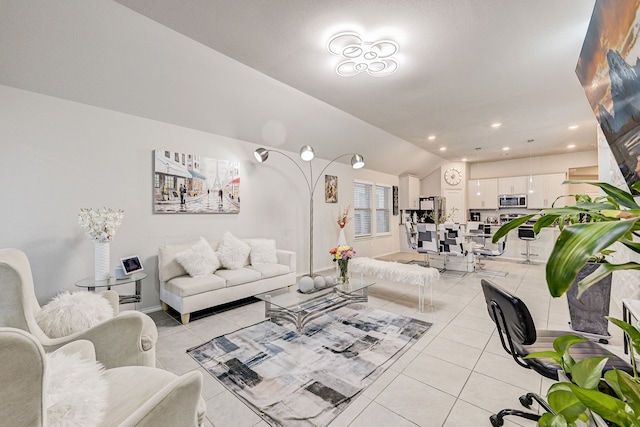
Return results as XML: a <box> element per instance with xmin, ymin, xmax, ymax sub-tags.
<box><xmin>491</xmin><ymin>123</ymin><xmax>502</xmax><ymax>128</ymax></box>
<box><xmin>428</xmin><ymin>135</ymin><xmax>436</xmax><ymax>141</ymax></box>
<box><xmin>567</xmin><ymin>144</ymin><xmax>576</xmax><ymax>149</ymax></box>
<box><xmin>503</xmin><ymin>147</ymin><xmax>510</xmax><ymax>151</ymax></box>
<box><xmin>461</xmin><ymin>158</ymin><xmax>467</xmax><ymax>162</ymax></box>
<box><xmin>439</xmin><ymin>147</ymin><xmax>446</xmax><ymax>151</ymax></box>
<box><xmin>568</xmin><ymin>125</ymin><xmax>579</xmax><ymax>130</ymax></box>
<box><xmin>327</xmin><ymin>31</ymin><xmax>399</xmax><ymax>77</ymax></box>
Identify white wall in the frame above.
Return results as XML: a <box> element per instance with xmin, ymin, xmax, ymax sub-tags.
<box><xmin>421</xmin><ymin>169</ymin><xmax>441</xmax><ymax>197</ymax></box>
<box><xmin>1</xmin><ymin>85</ymin><xmax>399</xmax><ymax>308</ymax></box>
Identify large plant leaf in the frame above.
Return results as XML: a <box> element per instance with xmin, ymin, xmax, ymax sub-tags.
<box><xmin>534</xmin><ymin>214</ymin><xmax>562</xmax><ymax>232</ymax></box>
<box><xmin>492</xmin><ymin>215</ymin><xmax>535</xmax><ymax>242</ymax></box>
<box><xmin>570</xmin><ymin>356</ymin><xmax>610</xmax><ymax>389</ymax></box>
<box><xmin>604</xmin><ymin>369</ymin><xmax>640</xmax><ymax>414</ymax></box>
<box><xmin>569</xmin><ymin>385</ymin><xmax>636</xmax><ymax>426</ymax></box>
<box><xmin>608</xmin><ymin>317</ymin><xmax>640</xmax><ymax>359</ymax></box>
<box><xmin>565</xmin><ymin>181</ymin><xmax>640</xmax><ymax>210</ymax></box>
<box><xmin>577</xmin><ymin>262</ymin><xmax>640</xmax><ymax>298</ymax></box>
<box><xmin>552</xmin><ymin>335</ymin><xmax>589</xmax><ymax>354</ymax></box>
<box><xmin>547</xmin><ymin>389</ymin><xmax>587</xmax><ymax>423</ymax></box>
<box><xmin>546</xmin><ymin>221</ymin><xmax>637</xmax><ymax>297</ymax></box>
<box><xmin>537</xmin><ymin>413</ymin><xmax>569</xmax><ymax>427</ymax></box>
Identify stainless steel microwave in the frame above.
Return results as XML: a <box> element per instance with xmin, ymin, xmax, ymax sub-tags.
<box><xmin>498</xmin><ymin>194</ymin><xmax>527</xmax><ymax>208</ymax></box>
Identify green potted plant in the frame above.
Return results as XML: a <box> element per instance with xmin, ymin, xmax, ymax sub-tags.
<box><xmin>526</xmin><ymin>318</ymin><xmax>640</xmax><ymax>426</ymax></box>
<box><xmin>493</xmin><ymin>181</ymin><xmax>640</xmax><ymax>299</ymax></box>
<box><xmin>495</xmin><ymin>181</ymin><xmax>640</xmax><ymax>426</ymax></box>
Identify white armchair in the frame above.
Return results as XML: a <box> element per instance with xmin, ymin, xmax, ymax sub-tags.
<box><xmin>0</xmin><ymin>327</ymin><xmax>205</xmax><ymax>426</ymax></box>
<box><xmin>0</xmin><ymin>248</ymin><xmax>158</xmax><ymax>368</ymax></box>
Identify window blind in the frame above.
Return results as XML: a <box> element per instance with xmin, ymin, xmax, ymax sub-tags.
<box><xmin>354</xmin><ymin>182</ymin><xmax>372</xmax><ymax>236</ymax></box>
<box><xmin>376</xmin><ymin>185</ymin><xmax>390</xmax><ymax>233</ymax></box>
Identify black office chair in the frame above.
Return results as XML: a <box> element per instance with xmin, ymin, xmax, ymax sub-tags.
<box><xmin>480</xmin><ymin>279</ymin><xmax>633</xmax><ymax>426</ymax></box>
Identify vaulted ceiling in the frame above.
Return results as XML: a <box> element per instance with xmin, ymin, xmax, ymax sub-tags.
<box><xmin>115</xmin><ymin>0</ymin><xmax>598</xmax><ymax>166</ymax></box>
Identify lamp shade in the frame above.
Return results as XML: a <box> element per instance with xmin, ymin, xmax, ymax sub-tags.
<box><xmin>351</xmin><ymin>154</ymin><xmax>365</xmax><ymax>169</ymax></box>
<box><xmin>254</xmin><ymin>148</ymin><xmax>269</xmax><ymax>162</ymax></box>
<box><xmin>299</xmin><ymin>145</ymin><xmax>315</xmax><ymax>161</ymax></box>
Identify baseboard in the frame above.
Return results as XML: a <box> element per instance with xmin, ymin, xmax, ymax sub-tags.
<box><xmin>141</xmin><ymin>305</ymin><xmax>163</xmax><ymax>314</ymax></box>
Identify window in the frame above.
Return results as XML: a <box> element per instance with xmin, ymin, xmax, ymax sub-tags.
<box><xmin>353</xmin><ymin>182</ymin><xmax>372</xmax><ymax>237</ymax></box>
<box><xmin>376</xmin><ymin>185</ymin><xmax>390</xmax><ymax>233</ymax></box>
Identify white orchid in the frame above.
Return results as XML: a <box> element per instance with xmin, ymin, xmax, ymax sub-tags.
<box><xmin>78</xmin><ymin>208</ymin><xmax>124</xmax><ymax>242</ymax></box>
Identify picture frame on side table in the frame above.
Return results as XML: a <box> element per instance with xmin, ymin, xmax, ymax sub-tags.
<box><xmin>120</xmin><ymin>255</ymin><xmax>144</xmax><ymax>275</ymax></box>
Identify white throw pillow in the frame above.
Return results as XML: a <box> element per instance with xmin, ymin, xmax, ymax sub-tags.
<box><xmin>36</xmin><ymin>291</ymin><xmax>115</xmax><ymax>338</ymax></box>
<box><xmin>46</xmin><ymin>351</ymin><xmax>108</xmax><ymax>426</ymax></box>
<box><xmin>175</xmin><ymin>237</ymin><xmax>220</xmax><ymax>277</ymax></box>
<box><xmin>249</xmin><ymin>239</ymin><xmax>278</xmax><ymax>265</ymax></box>
<box><xmin>217</xmin><ymin>231</ymin><xmax>251</xmax><ymax>270</ymax></box>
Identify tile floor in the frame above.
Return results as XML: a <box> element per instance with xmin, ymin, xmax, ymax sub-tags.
<box><xmin>148</xmin><ymin>254</ymin><xmax>627</xmax><ymax>427</ymax></box>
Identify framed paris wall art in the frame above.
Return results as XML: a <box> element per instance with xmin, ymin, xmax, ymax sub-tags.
<box><xmin>153</xmin><ymin>149</ymin><xmax>240</xmax><ymax>214</ymax></box>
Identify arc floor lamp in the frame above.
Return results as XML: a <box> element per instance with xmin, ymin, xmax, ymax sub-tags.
<box><xmin>254</xmin><ymin>145</ymin><xmax>365</xmax><ymax>278</ymax></box>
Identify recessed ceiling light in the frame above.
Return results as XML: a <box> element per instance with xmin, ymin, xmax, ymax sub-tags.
<box><xmin>568</xmin><ymin>125</ymin><xmax>579</xmax><ymax>130</ymax></box>
<box><xmin>461</xmin><ymin>158</ymin><xmax>467</xmax><ymax>162</ymax></box>
<box><xmin>567</xmin><ymin>144</ymin><xmax>576</xmax><ymax>149</ymax></box>
<box><xmin>491</xmin><ymin>123</ymin><xmax>502</xmax><ymax>128</ymax></box>
<box><xmin>327</xmin><ymin>32</ymin><xmax>399</xmax><ymax>77</ymax></box>
<box><xmin>428</xmin><ymin>135</ymin><xmax>436</xmax><ymax>141</ymax></box>
<box><xmin>502</xmin><ymin>147</ymin><xmax>509</xmax><ymax>151</ymax></box>
<box><xmin>439</xmin><ymin>147</ymin><xmax>446</xmax><ymax>151</ymax></box>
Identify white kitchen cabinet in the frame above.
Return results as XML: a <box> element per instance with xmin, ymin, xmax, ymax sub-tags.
<box><xmin>498</xmin><ymin>176</ymin><xmax>528</xmax><ymax>195</ymax></box>
<box><xmin>527</xmin><ymin>173</ymin><xmax>567</xmax><ymax>209</ymax></box>
<box><xmin>399</xmin><ymin>174</ymin><xmax>420</xmax><ymax>209</ymax></box>
<box><xmin>467</xmin><ymin>178</ymin><xmax>498</xmax><ymax>209</ymax></box>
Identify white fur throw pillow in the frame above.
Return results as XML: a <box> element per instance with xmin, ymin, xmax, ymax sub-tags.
<box><xmin>217</xmin><ymin>231</ymin><xmax>251</xmax><ymax>270</ymax></box>
<box><xmin>249</xmin><ymin>239</ymin><xmax>278</xmax><ymax>265</ymax></box>
<box><xmin>176</xmin><ymin>237</ymin><xmax>220</xmax><ymax>277</ymax></box>
<box><xmin>36</xmin><ymin>291</ymin><xmax>114</xmax><ymax>338</ymax></box>
<box><xmin>46</xmin><ymin>351</ymin><xmax>108</xmax><ymax>426</ymax></box>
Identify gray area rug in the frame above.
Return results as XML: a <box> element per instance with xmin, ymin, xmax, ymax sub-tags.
<box><xmin>187</xmin><ymin>303</ymin><xmax>432</xmax><ymax>427</ymax></box>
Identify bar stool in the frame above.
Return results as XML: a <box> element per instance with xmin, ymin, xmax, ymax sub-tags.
<box><xmin>518</xmin><ymin>225</ymin><xmax>538</xmax><ymax>264</ymax></box>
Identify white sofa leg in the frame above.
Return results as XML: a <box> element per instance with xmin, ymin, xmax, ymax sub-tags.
<box><xmin>181</xmin><ymin>313</ymin><xmax>190</xmax><ymax>325</ymax></box>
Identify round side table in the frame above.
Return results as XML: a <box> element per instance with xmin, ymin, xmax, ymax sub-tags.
<box><xmin>75</xmin><ymin>272</ymin><xmax>147</xmax><ymax>305</ymax></box>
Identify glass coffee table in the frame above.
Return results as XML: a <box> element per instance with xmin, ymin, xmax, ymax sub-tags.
<box><xmin>255</xmin><ymin>279</ymin><xmax>375</xmax><ymax>332</ymax></box>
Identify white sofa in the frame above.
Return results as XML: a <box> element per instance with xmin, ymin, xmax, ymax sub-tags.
<box><xmin>158</xmin><ymin>239</ymin><xmax>296</xmax><ymax>324</ymax></box>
